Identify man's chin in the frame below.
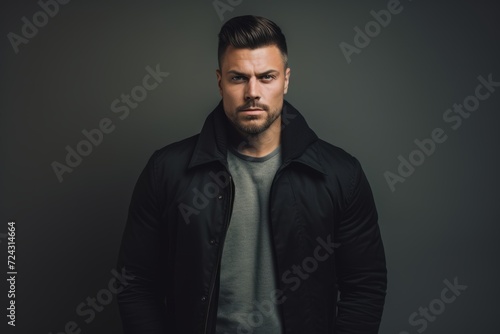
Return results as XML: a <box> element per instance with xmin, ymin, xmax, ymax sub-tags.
<box><xmin>235</xmin><ymin>122</ymin><xmax>267</xmax><ymax>136</ymax></box>
<box><xmin>227</xmin><ymin>108</ymin><xmax>281</xmax><ymax>135</ymax></box>
<box><xmin>242</xmin><ymin>122</ymin><xmax>264</xmax><ymax>133</ymax></box>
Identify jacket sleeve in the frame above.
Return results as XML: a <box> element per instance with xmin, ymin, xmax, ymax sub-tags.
<box><xmin>116</xmin><ymin>151</ymin><xmax>169</xmax><ymax>334</ymax></box>
<box><xmin>334</xmin><ymin>157</ymin><xmax>387</xmax><ymax>333</ymax></box>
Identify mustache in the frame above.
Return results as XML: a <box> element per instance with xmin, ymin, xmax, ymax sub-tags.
<box><xmin>236</xmin><ymin>101</ymin><xmax>269</xmax><ymax>112</ymax></box>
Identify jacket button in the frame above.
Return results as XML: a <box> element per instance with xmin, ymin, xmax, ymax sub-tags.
<box><xmin>201</xmin><ymin>296</ymin><xmax>207</xmax><ymax>302</ymax></box>
<box><xmin>209</xmin><ymin>239</ymin><xmax>216</xmax><ymax>245</ymax></box>
<box><xmin>217</xmin><ymin>195</ymin><xmax>223</xmax><ymax>199</ymax></box>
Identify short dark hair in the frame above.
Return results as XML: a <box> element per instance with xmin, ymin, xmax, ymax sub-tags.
<box><xmin>217</xmin><ymin>15</ymin><xmax>288</xmax><ymax>69</ymax></box>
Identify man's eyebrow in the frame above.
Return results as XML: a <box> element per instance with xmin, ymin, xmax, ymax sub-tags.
<box><xmin>226</xmin><ymin>70</ymin><xmax>280</xmax><ymax>76</ymax></box>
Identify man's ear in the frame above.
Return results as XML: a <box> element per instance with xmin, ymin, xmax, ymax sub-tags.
<box><xmin>216</xmin><ymin>69</ymin><xmax>223</xmax><ymax>96</ymax></box>
<box><xmin>283</xmin><ymin>67</ymin><xmax>291</xmax><ymax>94</ymax></box>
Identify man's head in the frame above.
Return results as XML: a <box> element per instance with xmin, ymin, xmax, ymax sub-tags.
<box><xmin>216</xmin><ymin>15</ymin><xmax>290</xmax><ymax>137</ymax></box>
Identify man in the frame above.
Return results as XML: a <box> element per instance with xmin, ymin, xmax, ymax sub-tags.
<box><xmin>117</xmin><ymin>15</ymin><xmax>387</xmax><ymax>334</ymax></box>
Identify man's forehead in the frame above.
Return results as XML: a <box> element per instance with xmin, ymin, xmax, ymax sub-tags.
<box><xmin>221</xmin><ymin>45</ymin><xmax>284</xmax><ymax>71</ymax></box>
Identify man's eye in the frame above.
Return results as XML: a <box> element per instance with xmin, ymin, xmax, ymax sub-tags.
<box><xmin>231</xmin><ymin>76</ymin><xmax>246</xmax><ymax>81</ymax></box>
<box><xmin>261</xmin><ymin>75</ymin><xmax>275</xmax><ymax>81</ymax></box>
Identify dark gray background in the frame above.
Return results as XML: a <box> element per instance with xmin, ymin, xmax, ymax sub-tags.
<box><xmin>1</xmin><ymin>0</ymin><xmax>499</xmax><ymax>333</ymax></box>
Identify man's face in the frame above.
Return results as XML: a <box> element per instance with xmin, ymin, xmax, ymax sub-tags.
<box><xmin>216</xmin><ymin>45</ymin><xmax>290</xmax><ymax>136</ymax></box>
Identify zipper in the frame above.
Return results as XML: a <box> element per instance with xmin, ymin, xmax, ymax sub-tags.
<box><xmin>203</xmin><ymin>173</ymin><xmax>234</xmax><ymax>334</ymax></box>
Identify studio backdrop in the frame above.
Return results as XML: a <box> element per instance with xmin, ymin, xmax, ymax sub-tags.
<box><xmin>1</xmin><ymin>0</ymin><xmax>499</xmax><ymax>333</ymax></box>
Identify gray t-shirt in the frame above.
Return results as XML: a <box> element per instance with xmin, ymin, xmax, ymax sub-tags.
<box><xmin>216</xmin><ymin>144</ymin><xmax>283</xmax><ymax>334</ymax></box>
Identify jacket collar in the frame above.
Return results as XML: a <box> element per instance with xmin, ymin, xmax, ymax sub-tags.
<box><xmin>187</xmin><ymin>100</ymin><xmax>326</xmax><ymax>175</ymax></box>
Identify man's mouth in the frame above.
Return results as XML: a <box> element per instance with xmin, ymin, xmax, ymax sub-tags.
<box><xmin>240</xmin><ymin>108</ymin><xmax>264</xmax><ymax>114</ymax></box>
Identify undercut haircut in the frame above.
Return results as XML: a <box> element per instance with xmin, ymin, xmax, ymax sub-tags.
<box><xmin>217</xmin><ymin>15</ymin><xmax>288</xmax><ymax>70</ymax></box>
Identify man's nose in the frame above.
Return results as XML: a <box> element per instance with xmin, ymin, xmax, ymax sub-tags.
<box><xmin>244</xmin><ymin>77</ymin><xmax>260</xmax><ymax>101</ymax></box>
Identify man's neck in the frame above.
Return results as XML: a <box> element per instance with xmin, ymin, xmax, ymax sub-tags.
<box><xmin>228</xmin><ymin>118</ymin><xmax>281</xmax><ymax>158</ymax></box>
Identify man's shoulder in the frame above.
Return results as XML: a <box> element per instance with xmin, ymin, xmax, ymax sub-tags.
<box><xmin>156</xmin><ymin>133</ymin><xmax>199</xmax><ymax>156</ymax></box>
<box><xmin>313</xmin><ymin>138</ymin><xmax>360</xmax><ymax>172</ymax></box>
<box><xmin>310</xmin><ymin>139</ymin><xmax>368</xmax><ymax>199</ymax></box>
<box><xmin>148</xmin><ymin>133</ymin><xmax>200</xmax><ymax>171</ymax></box>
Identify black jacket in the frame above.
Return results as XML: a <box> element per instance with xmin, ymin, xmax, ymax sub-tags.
<box><xmin>117</xmin><ymin>100</ymin><xmax>387</xmax><ymax>333</ymax></box>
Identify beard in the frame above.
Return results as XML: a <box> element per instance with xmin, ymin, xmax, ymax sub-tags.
<box><xmin>229</xmin><ymin>101</ymin><xmax>282</xmax><ymax>136</ymax></box>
